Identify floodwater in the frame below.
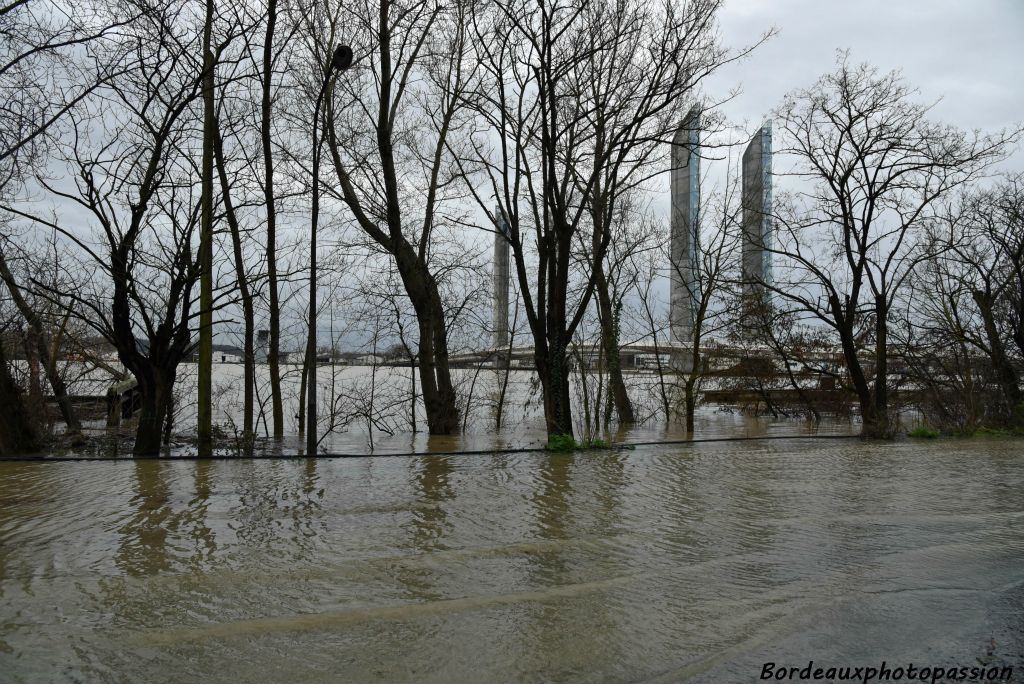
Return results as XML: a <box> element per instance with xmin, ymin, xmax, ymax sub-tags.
<box><xmin>1</xmin><ymin>438</ymin><xmax>1021</xmax><ymax>682</ymax></box>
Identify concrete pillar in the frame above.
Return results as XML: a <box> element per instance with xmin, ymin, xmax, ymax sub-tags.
<box><xmin>493</xmin><ymin>205</ymin><xmax>510</xmax><ymax>351</ymax></box>
<box><xmin>670</xmin><ymin>107</ymin><xmax>700</xmax><ymax>354</ymax></box>
<box><xmin>741</xmin><ymin>123</ymin><xmax>773</xmax><ymax>305</ymax></box>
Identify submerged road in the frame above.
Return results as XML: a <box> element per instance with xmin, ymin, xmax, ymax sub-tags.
<box><xmin>0</xmin><ymin>438</ymin><xmax>1021</xmax><ymax>682</ymax></box>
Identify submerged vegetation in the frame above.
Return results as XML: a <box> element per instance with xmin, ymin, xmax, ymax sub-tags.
<box><xmin>545</xmin><ymin>434</ymin><xmax>612</xmax><ymax>452</ymax></box>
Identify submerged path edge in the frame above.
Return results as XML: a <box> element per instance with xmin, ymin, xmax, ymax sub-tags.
<box><xmin>1</xmin><ymin>433</ymin><xmax>866</xmax><ymax>462</ymax></box>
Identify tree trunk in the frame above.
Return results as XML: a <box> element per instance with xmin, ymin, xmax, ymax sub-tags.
<box><xmin>413</xmin><ymin>313</ymin><xmax>458</xmax><ymax>435</ymax></box>
<box><xmin>495</xmin><ymin>352</ymin><xmax>511</xmax><ymax>432</ymax></box>
<box><xmin>537</xmin><ymin>344</ymin><xmax>574</xmax><ymax>438</ymax></box>
<box><xmin>409</xmin><ymin>353</ymin><xmax>417</xmax><ymax>433</ymax></box>
<box><xmin>0</xmin><ymin>343</ymin><xmax>39</xmax><ymax>456</ymax></box>
<box><xmin>394</xmin><ymin>245</ymin><xmax>459</xmax><ymax>434</ymax></box>
<box><xmin>683</xmin><ymin>322</ymin><xmax>706</xmax><ymax>434</ymax></box>
<box><xmin>213</xmin><ymin>124</ymin><xmax>255</xmax><ymax>453</ymax></box>
<box><xmin>644</xmin><ymin>303</ymin><xmax>671</xmax><ymax>423</ymax></box>
<box><xmin>840</xmin><ymin>330</ymin><xmax>880</xmax><ymax>437</ymax></box>
<box><xmin>196</xmin><ymin>0</ymin><xmax>215</xmax><ymax>456</ymax></box>
<box><xmin>871</xmin><ymin>294</ymin><xmax>890</xmax><ymax>438</ymax></box>
<box><xmin>684</xmin><ymin>375</ymin><xmax>697</xmax><ymax>433</ymax></box>
<box><xmin>974</xmin><ymin>289</ymin><xmax>1023</xmax><ymax>424</ymax></box>
<box><xmin>297</xmin><ymin>349</ymin><xmax>308</xmax><ymax>439</ymax></box>
<box><xmin>831</xmin><ymin>295</ymin><xmax>881</xmax><ymax>437</ymax></box>
<box><xmin>595</xmin><ymin>265</ymin><xmax>634</xmax><ymax>424</ymax></box>
<box><xmin>134</xmin><ymin>369</ymin><xmax>173</xmax><ymax>456</ymax></box>
<box><xmin>261</xmin><ymin>0</ymin><xmax>284</xmax><ymax>439</ymax></box>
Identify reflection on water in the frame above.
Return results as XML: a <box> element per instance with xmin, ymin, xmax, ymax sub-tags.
<box><xmin>116</xmin><ymin>461</ymin><xmax>172</xmax><ymax>576</ymax></box>
<box><xmin>0</xmin><ymin>439</ymin><xmax>1022</xmax><ymax>682</ymax></box>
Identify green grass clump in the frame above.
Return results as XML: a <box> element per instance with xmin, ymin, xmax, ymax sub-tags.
<box><xmin>546</xmin><ymin>434</ymin><xmax>578</xmax><ymax>451</ymax></box>
<box><xmin>908</xmin><ymin>426</ymin><xmax>940</xmax><ymax>439</ymax></box>
<box><xmin>545</xmin><ymin>435</ymin><xmax>613</xmax><ymax>451</ymax></box>
<box><xmin>973</xmin><ymin>426</ymin><xmax>1024</xmax><ymax>437</ymax></box>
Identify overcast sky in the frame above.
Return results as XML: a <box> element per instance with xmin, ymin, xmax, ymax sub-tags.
<box><xmin>708</xmin><ymin>0</ymin><xmax>1024</xmax><ymax>170</ymax></box>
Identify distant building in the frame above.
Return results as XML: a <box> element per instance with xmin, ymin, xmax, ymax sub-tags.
<box><xmin>191</xmin><ymin>344</ymin><xmax>244</xmax><ymax>363</ymax></box>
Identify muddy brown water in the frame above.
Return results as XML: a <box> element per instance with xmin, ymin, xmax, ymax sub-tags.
<box><xmin>1</xmin><ymin>438</ymin><xmax>1022</xmax><ymax>682</ymax></box>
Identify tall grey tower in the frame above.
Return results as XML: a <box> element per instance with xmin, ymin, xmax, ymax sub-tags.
<box><xmin>493</xmin><ymin>205</ymin><xmax>511</xmax><ymax>351</ymax></box>
<box><xmin>669</xmin><ymin>107</ymin><xmax>701</xmax><ymax>351</ymax></box>
<box><xmin>741</xmin><ymin>123</ymin><xmax>773</xmax><ymax>304</ymax></box>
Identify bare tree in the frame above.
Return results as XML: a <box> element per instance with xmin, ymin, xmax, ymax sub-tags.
<box><xmin>903</xmin><ymin>178</ymin><xmax>1024</xmax><ymax>430</ymax></box>
<box><xmin>260</xmin><ymin>0</ymin><xmax>288</xmax><ymax>439</ymax></box>
<box><xmin>0</xmin><ymin>0</ymin><xmax>135</xmax><ymax>440</ymax></box>
<box><xmin>764</xmin><ymin>55</ymin><xmax>1017</xmax><ymax>437</ymax></box>
<box><xmin>630</xmin><ymin>244</ymin><xmax>673</xmax><ymax>422</ymax></box>
<box><xmin>898</xmin><ymin>254</ymin><xmax>994</xmax><ymax>433</ymax></box>
<box><xmin>299</xmin><ymin>0</ymin><xmax>478</xmax><ymax>435</ymax></box>
<box><xmin>212</xmin><ymin>118</ymin><xmax>258</xmax><ymax>452</ymax></box>
<box><xmin>0</xmin><ymin>241</ymin><xmax>82</xmax><ymax>434</ymax></box>
<box><xmin>460</xmin><ymin>0</ymin><xmax>746</xmax><ymax>439</ymax></box>
<box><xmin>6</xmin><ymin>0</ymin><xmax>241</xmax><ymax>455</ymax></box>
<box><xmin>953</xmin><ymin>178</ymin><xmax>1024</xmax><ymax>424</ymax></box>
<box><xmin>674</xmin><ymin>173</ymin><xmax>742</xmax><ymax>433</ymax></box>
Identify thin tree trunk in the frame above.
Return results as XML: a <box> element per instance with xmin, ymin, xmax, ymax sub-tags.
<box><xmin>298</xmin><ymin>349</ymin><xmax>308</xmax><ymax>439</ymax></box>
<box><xmin>595</xmin><ymin>265</ymin><xmax>634</xmax><ymax>424</ymax></box>
<box><xmin>196</xmin><ymin>0</ymin><xmax>215</xmax><ymax>456</ymax></box>
<box><xmin>213</xmin><ymin>123</ymin><xmax>255</xmax><ymax>453</ymax></box>
<box><xmin>163</xmin><ymin>385</ymin><xmax>175</xmax><ymax>445</ymax></box>
<box><xmin>872</xmin><ymin>294</ymin><xmax>890</xmax><ymax>437</ymax></box>
<box><xmin>495</xmin><ymin>344</ymin><xmax>512</xmax><ymax>432</ymax></box>
<box><xmin>262</xmin><ymin>0</ymin><xmax>284</xmax><ymax>438</ymax></box>
<box><xmin>641</xmin><ymin>286</ymin><xmax>671</xmax><ymax>423</ymax></box>
<box><xmin>409</xmin><ymin>353</ymin><xmax>417</xmax><ymax>433</ymax></box>
<box><xmin>974</xmin><ymin>289</ymin><xmax>1023</xmax><ymax>423</ymax></box>
<box><xmin>684</xmin><ymin>334</ymin><xmax>702</xmax><ymax>434</ymax></box>
<box><xmin>831</xmin><ymin>295</ymin><xmax>879</xmax><ymax>437</ymax></box>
